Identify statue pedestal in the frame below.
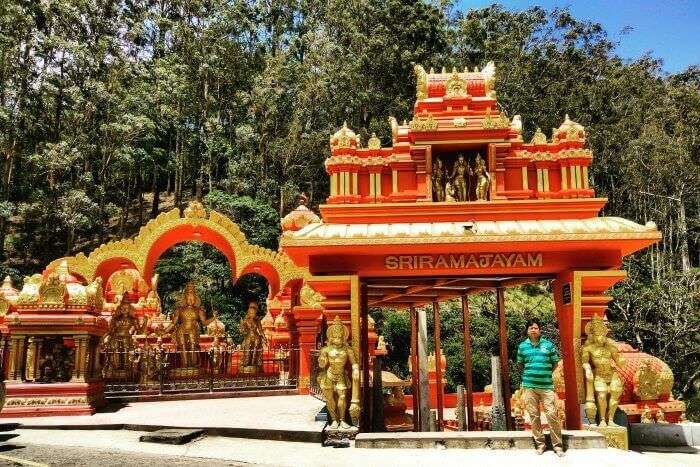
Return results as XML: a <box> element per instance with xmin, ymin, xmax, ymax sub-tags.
<box><xmin>0</xmin><ymin>381</ymin><xmax>106</xmax><ymax>417</ymax></box>
<box><xmin>584</xmin><ymin>424</ymin><xmax>628</xmax><ymax>450</ymax></box>
<box><xmin>323</xmin><ymin>425</ymin><xmax>359</xmax><ymax>447</ymax></box>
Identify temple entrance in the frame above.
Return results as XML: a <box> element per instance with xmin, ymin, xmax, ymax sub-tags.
<box><xmin>360</xmin><ymin>274</ymin><xmax>554</xmax><ymax>432</ymax></box>
<box><xmin>99</xmin><ymin>232</ymin><xmax>300</xmax><ymax>399</ymax></box>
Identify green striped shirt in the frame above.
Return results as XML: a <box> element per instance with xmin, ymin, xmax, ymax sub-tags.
<box><xmin>517</xmin><ymin>337</ymin><xmax>559</xmax><ymax>390</ymax></box>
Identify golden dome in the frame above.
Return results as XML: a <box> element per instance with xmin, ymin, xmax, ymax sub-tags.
<box><xmin>555</xmin><ymin>114</ymin><xmax>585</xmax><ymax>141</ymax></box>
<box><xmin>281</xmin><ymin>193</ymin><xmax>321</xmax><ymax>232</ymax></box>
<box><xmin>274</xmin><ymin>312</ymin><xmax>288</xmax><ymax>329</ymax></box>
<box><xmin>0</xmin><ymin>275</ymin><xmax>18</xmax><ymax>303</ymax></box>
<box><xmin>329</xmin><ymin>122</ymin><xmax>359</xmax><ymax>150</ymax></box>
<box><xmin>261</xmin><ymin>309</ymin><xmax>274</xmax><ymax>329</ymax></box>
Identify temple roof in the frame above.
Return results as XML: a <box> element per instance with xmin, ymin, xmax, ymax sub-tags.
<box><xmin>281</xmin><ymin>217</ymin><xmax>659</xmax><ymax>246</ymax></box>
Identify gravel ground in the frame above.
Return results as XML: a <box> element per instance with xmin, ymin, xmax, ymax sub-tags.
<box><xmin>0</xmin><ymin>442</ymin><xmax>251</xmax><ymax>467</ymax></box>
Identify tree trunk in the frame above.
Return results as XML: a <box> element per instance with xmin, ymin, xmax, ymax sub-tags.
<box><xmin>677</xmin><ymin>197</ymin><xmax>690</xmax><ymax>272</ymax></box>
<box><xmin>151</xmin><ymin>161</ymin><xmax>160</xmax><ymax>219</ymax></box>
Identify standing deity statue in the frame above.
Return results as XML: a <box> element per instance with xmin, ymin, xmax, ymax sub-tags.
<box><xmin>103</xmin><ymin>295</ymin><xmax>140</xmax><ymax>373</ymax></box>
<box><xmin>450</xmin><ymin>154</ymin><xmax>473</xmax><ymax>201</ymax></box>
<box><xmin>581</xmin><ymin>315</ymin><xmax>625</xmax><ymax>427</ymax></box>
<box><xmin>474</xmin><ymin>153</ymin><xmax>490</xmax><ymax>201</ymax></box>
<box><xmin>239</xmin><ymin>301</ymin><xmax>266</xmax><ymax>373</ymax></box>
<box><xmin>318</xmin><ymin>316</ymin><xmax>361</xmax><ymax>430</ymax></box>
<box><xmin>164</xmin><ymin>282</ymin><xmax>213</xmax><ymax>367</ymax></box>
<box><xmin>432</xmin><ymin>158</ymin><xmax>447</xmax><ymax>202</ymax></box>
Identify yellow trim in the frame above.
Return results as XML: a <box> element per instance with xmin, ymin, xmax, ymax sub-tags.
<box><xmin>570</xmin><ymin>166</ymin><xmax>578</xmax><ymax>189</ymax></box>
<box><xmin>582</xmin><ymin>166</ymin><xmax>589</xmax><ymax>189</ymax></box>
<box><xmin>392</xmin><ymin>169</ymin><xmax>398</xmax><ymax>194</ymax></box>
<box><xmin>330</xmin><ymin>173</ymin><xmax>338</xmax><ymax>196</ymax></box>
<box><xmin>536</xmin><ymin>168</ymin><xmax>544</xmax><ymax>192</ymax></box>
<box><xmin>375</xmin><ymin>172</ymin><xmax>382</xmax><ymax>197</ymax></box>
<box><xmin>543</xmin><ymin>168</ymin><xmax>550</xmax><ymax>192</ymax></box>
<box><xmin>521</xmin><ymin>166</ymin><xmax>529</xmax><ymax>190</ymax></box>
<box><xmin>352</xmin><ymin>172</ymin><xmax>358</xmax><ymax>195</ymax></box>
<box><xmin>575</xmin><ymin>166</ymin><xmax>582</xmax><ymax>189</ymax></box>
<box><xmin>369</xmin><ymin>174</ymin><xmax>376</xmax><ymax>197</ymax></box>
<box><xmin>560</xmin><ymin>166</ymin><xmax>568</xmax><ymax>190</ymax></box>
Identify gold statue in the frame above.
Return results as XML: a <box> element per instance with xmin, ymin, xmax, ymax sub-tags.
<box><xmin>164</xmin><ymin>282</ymin><xmax>212</xmax><ymax>367</ymax></box>
<box><xmin>640</xmin><ymin>405</ymin><xmax>653</xmax><ymax>423</ymax></box>
<box><xmin>318</xmin><ymin>316</ymin><xmax>360</xmax><ymax>430</ymax></box>
<box><xmin>656</xmin><ymin>408</ymin><xmax>668</xmax><ymax>423</ymax></box>
<box><xmin>103</xmin><ymin>295</ymin><xmax>140</xmax><ymax>373</ymax></box>
<box><xmin>450</xmin><ymin>154</ymin><xmax>472</xmax><ymax>201</ymax></box>
<box><xmin>239</xmin><ymin>301</ymin><xmax>266</xmax><ymax>373</ymax></box>
<box><xmin>581</xmin><ymin>316</ymin><xmax>624</xmax><ymax>427</ymax></box>
<box><xmin>432</xmin><ymin>158</ymin><xmax>446</xmax><ymax>202</ymax></box>
<box><xmin>474</xmin><ymin>154</ymin><xmax>490</xmax><ymax>201</ymax></box>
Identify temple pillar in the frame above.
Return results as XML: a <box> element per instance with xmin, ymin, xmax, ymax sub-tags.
<box><xmin>24</xmin><ymin>337</ymin><xmax>42</xmax><ymax>382</ymax></box>
<box><xmin>552</xmin><ymin>269</ymin><xmax>627</xmax><ymax>429</ymax></box>
<box><xmin>291</xmin><ymin>304</ymin><xmax>322</xmax><ymax>394</ymax></box>
<box><xmin>7</xmin><ymin>334</ymin><xmax>25</xmax><ymax>381</ymax></box>
<box><xmin>71</xmin><ymin>335</ymin><xmax>90</xmax><ymax>383</ymax></box>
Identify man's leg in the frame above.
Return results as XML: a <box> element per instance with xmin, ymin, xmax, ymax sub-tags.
<box><xmin>523</xmin><ymin>388</ymin><xmax>545</xmax><ymax>450</ymax></box>
<box><xmin>542</xmin><ymin>389</ymin><xmax>563</xmax><ymax>452</ymax></box>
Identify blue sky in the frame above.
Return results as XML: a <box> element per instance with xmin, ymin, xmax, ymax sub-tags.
<box><xmin>459</xmin><ymin>1</ymin><xmax>699</xmax><ymax>73</ymax></box>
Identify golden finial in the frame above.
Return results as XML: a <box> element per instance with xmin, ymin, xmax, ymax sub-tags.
<box><xmin>367</xmin><ymin>132</ymin><xmax>381</xmax><ymax>149</ymax></box>
<box><xmin>530</xmin><ymin>127</ymin><xmax>548</xmax><ymax>145</ymax></box>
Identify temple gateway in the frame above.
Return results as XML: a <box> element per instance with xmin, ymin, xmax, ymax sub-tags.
<box><xmin>0</xmin><ymin>62</ymin><xmax>683</xmax><ymax>449</ymax></box>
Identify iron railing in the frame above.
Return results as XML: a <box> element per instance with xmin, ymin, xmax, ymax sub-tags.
<box><xmin>308</xmin><ymin>349</ymin><xmax>323</xmax><ymax>400</ymax></box>
<box><xmin>101</xmin><ymin>346</ymin><xmax>298</xmax><ymax>398</ymax></box>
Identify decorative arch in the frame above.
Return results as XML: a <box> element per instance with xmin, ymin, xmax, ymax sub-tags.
<box><xmin>44</xmin><ymin>201</ymin><xmax>309</xmax><ymax>298</ymax></box>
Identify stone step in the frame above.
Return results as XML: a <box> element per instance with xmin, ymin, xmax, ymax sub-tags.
<box><xmin>139</xmin><ymin>428</ymin><xmax>205</xmax><ymax>445</ymax></box>
<box><xmin>355</xmin><ymin>430</ymin><xmax>607</xmax><ymax>450</ymax></box>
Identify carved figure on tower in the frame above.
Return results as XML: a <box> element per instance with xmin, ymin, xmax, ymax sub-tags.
<box><xmin>164</xmin><ymin>282</ymin><xmax>212</xmax><ymax>367</ymax></box>
<box><xmin>239</xmin><ymin>301</ymin><xmax>266</xmax><ymax>373</ymax></box>
<box><xmin>474</xmin><ymin>153</ymin><xmax>490</xmax><ymax>201</ymax></box>
<box><xmin>432</xmin><ymin>158</ymin><xmax>447</xmax><ymax>202</ymax></box>
<box><xmin>581</xmin><ymin>316</ymin><xmax>625</xmax><ymax>427</ymax></box>
<box><xmin>450</xmin><ymin>153</ymin><xmax>472</xmax><ymax>201</ymax></box>
<box><xmin>318</xmin><ymin>316</ymin><xmax>361</xmax><ymax>430</ymax></box>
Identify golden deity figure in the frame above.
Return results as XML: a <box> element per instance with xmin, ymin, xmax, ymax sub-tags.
<box><xmin>450</xmin><ymin>153</ymin><xmax>473</xmax><ymax>202</ymax></box>
<box><xmin>474</xmin><ymin>153</ymin><xmax>490</xmax><ymax>201</ymax></box>
<box><xmin>318</xmin><ymin>316</ymin><xmax>361</xmax><ymax>430</ymax></box>
<box><xmin>164</xmin><ymin>282</ymin><xmax>213</xmax><ymax>367</ymax></box>
<box><xmin>581</xmin><ymin>315</ymin><xmax>625</xmax><ymax>427</ymax></box>
<box><xmin>239</xmin><ymin>301</ymin><xmax>266</xmax><ymax>373</ymax></box>
<box><xmin>432</xmin><ymin>158</ymin><xmax>447</xmax><ymax>202</ymax></box>
<box><xmin>103</xmin><ymin>295</ymin><xmax>140</xmax><ymax>372</ymax></box>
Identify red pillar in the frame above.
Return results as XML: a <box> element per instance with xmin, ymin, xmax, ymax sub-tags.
<box><xmin>552</xmin><ymin>269</ymin><xmax>627</xmax><ymax>429</ymax></box>
<box><xmin>291</xmin><ymin>305</ymin><xmax>322</xmax><ymax>395</ymax></box>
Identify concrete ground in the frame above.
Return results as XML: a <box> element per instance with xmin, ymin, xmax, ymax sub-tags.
<box><xmin>1</xmin><ymin>429</ymin><xmax>698</xmax><ymax>467</ymax></box>
<box><xmin>0</xmin><ymin>395</ymin><xmax>326</xmax><ymax>432</ymax></box>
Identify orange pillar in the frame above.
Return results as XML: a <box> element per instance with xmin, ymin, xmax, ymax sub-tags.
<box><xmin>291</xmin><ymin>305</ymin><xmax>322</xmax><ymax>394</ymax></box>
<box><xmin>552</xmin><ymin>269</ymin><xmax>627</xmax><ymax>429</ymax></box>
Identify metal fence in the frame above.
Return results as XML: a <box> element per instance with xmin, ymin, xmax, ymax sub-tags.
<box><xmin>101</xmin><ymin>346</ymin><xmax>298</xmax><ymax>398</ymax></box>
<box><xmin>308</xmin><ymin>349</ymin><xmax>323</xmax><ymax>400</ymax></box>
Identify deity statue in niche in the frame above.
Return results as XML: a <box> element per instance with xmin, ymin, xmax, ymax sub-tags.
<box><xmin>318</xmin><ymin>316</ymin><xmax>361</xmax><ymax>430</ymax></box>
<box><xmin>474</xmin><ymin>153</ymin><xmax>491</xmax><ymax>201</ymax></box>
<box><xmin>450</xmin><ymin>153</ymin><xmax>473</xmax><ymax>202</ymax></box>
<box><xmin>432</xmin><ymin>158</ymin><xmax>447</xmax><ymax>201</ymax></box>
<box><xmin>239</xmin><ymin>301</ymin><xmax>266</xmax><ymax>373</ymax></box>
<box><xmin>164</xmin><ymin>282</ymin><xmax>213</xmax><ymax>367</ymax></box>
<box><xmin>581</xmin><ymin>316</ymin><xmax>624</xmax><ymax>427</ymax></box>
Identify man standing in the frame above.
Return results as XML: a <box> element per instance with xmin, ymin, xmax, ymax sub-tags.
<box><xmin>516</xmin><ymin>318</ymin><xmax>564</xmax><ymax>456</ymax></box>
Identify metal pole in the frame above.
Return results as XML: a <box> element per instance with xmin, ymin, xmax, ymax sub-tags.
<box><xmin>360</xmin><ymin>282</ymin><xmax>371</xmax><ymax>431</ymax></box>
<box><xmin>417</xmin><ymin>306</ymin><xmax>431</xmax><ymax>431</ymax></box>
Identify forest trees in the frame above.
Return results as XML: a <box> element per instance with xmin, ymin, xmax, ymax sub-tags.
<box><xmin>0</xmin><ymin>2</ymin><xmax>697</xmax><ymax>410</ymax></box>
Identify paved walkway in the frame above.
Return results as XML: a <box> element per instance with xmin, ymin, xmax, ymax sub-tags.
<box><xmin>0</xmin><ymin>395</ymin><xmax>326</xmax><ymax>432</ymax></box>
<box><xmin>4</xmin><ymin>429</ymin><xmax>699</xmax><ymax>467</ymax></box>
